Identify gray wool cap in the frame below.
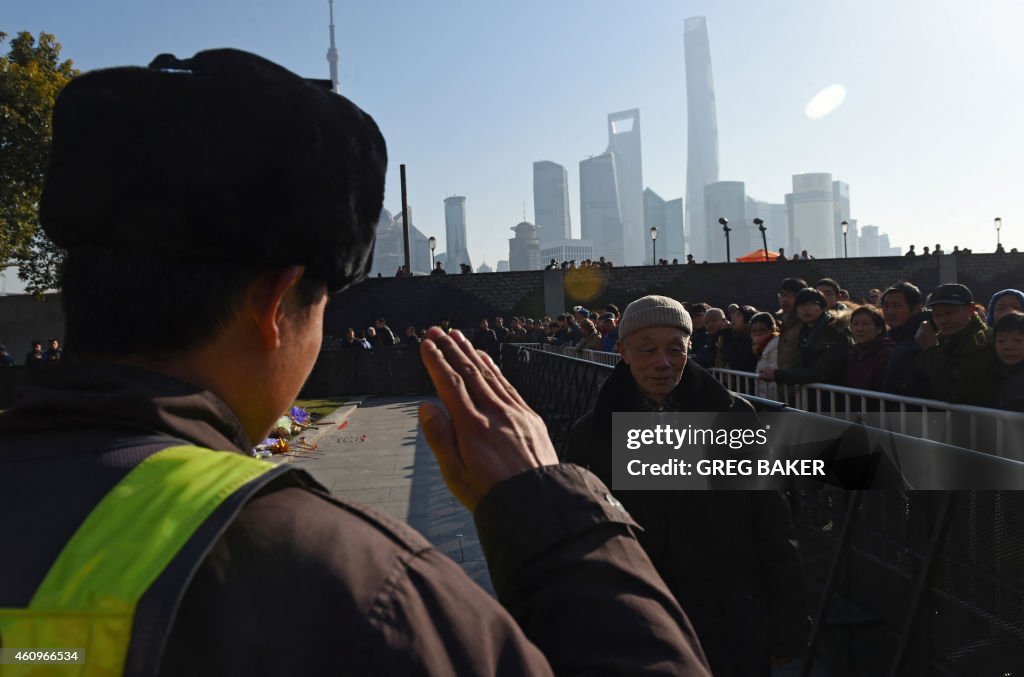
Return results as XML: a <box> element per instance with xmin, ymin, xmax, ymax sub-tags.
<box><xmin>618</xmin><ymin>295</ymin><xmax>693</xmax><ymax>340</ymax></box>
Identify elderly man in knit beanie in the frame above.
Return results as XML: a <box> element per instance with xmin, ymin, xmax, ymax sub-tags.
<box><xmin>613</xmin><ymin>295</ymin><xmax>694</xmax><ymax>402</ymax></box>
<box><xmin>567</xmin><ymin>294</ymin><xmax>810</xmax><ymax>676</ymax></box>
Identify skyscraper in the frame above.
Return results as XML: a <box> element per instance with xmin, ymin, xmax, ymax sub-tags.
<box><xmin>444</xmin><ymin>196</ymin><xmax>472</xmax><ymax>268</ymax></box>
<box><xmin>788</xmin><ymin>173</ymin><xmax>836</xmax><ymax>259</ymax></box>
<box><xmin>533</xmin><ymin>161</ymin><xmax>572</xmax><ymax>245</ymax></box>
<box><xmin>684</xmin><ymin>17</ymin><xmax>720</xmax><ymax>262</ymax></box>
<box><xmin>607</xmin><ymin>109</ymin><xmax>644</xmax><ymax>266</ymax></box>
<box><xmin>663</xmin><ymin>198</ymin><xmax>685</xmax><ymax>263</ymax></box>
<box><xmin>579</xmin><ymin>152</ymin><xmax>624</xmax><ymax>265</ymax></box>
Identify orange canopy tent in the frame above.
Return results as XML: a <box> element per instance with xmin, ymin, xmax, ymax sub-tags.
<box><xmin>736</xmin><ymin>248</ymin><xmax>780</xmax><ymax>262</ymax></box>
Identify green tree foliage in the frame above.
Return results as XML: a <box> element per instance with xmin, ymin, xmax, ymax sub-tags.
<box><xmin>0</xmin><ymin>31</ymin><xmax>77</xmax><ymax>293</ymax></box>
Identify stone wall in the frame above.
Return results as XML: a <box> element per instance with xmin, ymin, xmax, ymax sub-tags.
<box><xmin>1</xmin><ymin>254</ymin><xmax>1019</xmax><ymax>350</ymax></box>
<box><xmin>324</xmin><ymin>253</ymin><xmax>1021</xmax><ymax>331</ymax></box>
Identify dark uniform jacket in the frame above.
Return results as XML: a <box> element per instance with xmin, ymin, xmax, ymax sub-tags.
<box><xmin>566</xmin><ymin>360</ymin><xmax>810</xmax><ymax>677</ymax></box>
<box><xmin>774</xmin><ymin>313</ymin><xmax>852</xmax><ymax>386</ymax></box>
<box><xmin>915</xmin><ymin>314</ymin><xmax>993</xmax><ymax>405</ymax></box>
<box><xmin>0</xmin><ymin>362</ymin><xmax>711</xmax><ymax>676</ymax></box>
<box><xmin>882</xmin><ymin>313</ymin><xmax>932</xmax><ymax>399</ymax></box>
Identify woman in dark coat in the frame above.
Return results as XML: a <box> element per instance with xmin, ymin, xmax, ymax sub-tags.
<box><xmin>845</xmin><ymin>305</ymin><xmax>896</xmax><ymax>392</ymax></box>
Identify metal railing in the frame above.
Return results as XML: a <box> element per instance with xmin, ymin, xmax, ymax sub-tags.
<box><xmin>520</xmin><ymin>349</ymin><xmax>1024</xmax><ymax>461</ymax></box>
<box><xmin>539</xmin><ymin>343</ymin><xmax>621</xmax><ymax>366</ymax></box>
<box><xmin>501</xmin><ymin>343</ymin><xmax>611</xmax><ymax>457</ymax></box>
<box><xmin>711</xmin><ymin>368</ymin><xmax>1024</xmax><ymax>461</ymax></box>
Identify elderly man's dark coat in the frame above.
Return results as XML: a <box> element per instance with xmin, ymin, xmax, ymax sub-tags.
<box><xmin>566</xmin><ymin>360</ymin><xmax>810</xmax><ymax>677</ymax></box>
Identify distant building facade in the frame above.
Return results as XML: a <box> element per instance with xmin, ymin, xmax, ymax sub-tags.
<box><xmin>643</xmin><ymin>188</ymin><xmax>666</xmax><ymax>265</ymax></box>
<box><xmin>444</xmin><ymin>195</ymin><xmax>473</xmax><ymax>269</ymax></box>
<box><xmin>832</xmin><ymin>180</ymin><xmax>850</xmax><ymax>258</ymax></box>
<box><xmin>787</xmin><ymin>173</ymin><xmax>835</xmax><ymax>259</ymax></box>
<box><xmin>859</xmin><ymin>225</ymin><xmax>880</xmax><ymax>257</ymax></box>
<box><xmin>508</xmin><ymin>221</ymin><xmax>541</xmax><ymax>271</ymax></box>
<box><xmin>370</xmin><ymin>207</ymin><xmax>432</xmax><ymax>276</ymax></box>
<box><xmin>533</xmin><ymin>161</ymin><xmax>572</xmax><ymax>245</ymax></box>
<box><xmin>704</xmin><ymin>181</ymin><xmax>746</xmax><ymax>262</ymax></box>
<box><xmin>608</xmin><ymin>109</ymin><xmax>644</xmax><ymax>266</ymax></box>
<box><xmin>746</xmin><ymin>199</ymin><xmax>788</xmax><ymax>253</ymax></box>
<box><xmin>663</xmin><ymin>198</ymin><xmax>685</xmax><ymax>263</ymax></box>
<box><xmin>684</xmin><ymin>16</ymin><xmax>720</xmax><ymax>263</ymax></box>
<box><xmin>540</xmin><ymin>239</ymin><xmax>595</xmax><ymax>266</ymax></box>
<box><xmin>579</xmin><ymin>152</ymin><xmax>624</xmax><ymax>265</ymax></box>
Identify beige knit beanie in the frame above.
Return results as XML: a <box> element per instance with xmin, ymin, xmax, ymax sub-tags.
<box><xmin>618</xmin><ymin>295</ymin><xmax>692</xmax><ymax>340</ymax></box>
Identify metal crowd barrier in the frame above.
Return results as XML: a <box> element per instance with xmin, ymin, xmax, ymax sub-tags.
<box><xmin>501</xmin><ymin>343</ymin><xmax>612</xmax><ymax>457</ymax></box>
<box><xmin>710</xmin><ymin>368</ymin><xmax>1024</xmax><ymax>461</ymax></box>
<box><xmin>539</xmin><ymin>342</ymin><xmax>621</xmax><ymax>366</ymax></box>
<box><xmin>501</xmin><ymin>343</ymin><xmax>1024</xmax><ymax>675</ymax></box>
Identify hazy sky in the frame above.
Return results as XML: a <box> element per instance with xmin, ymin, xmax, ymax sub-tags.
<box><xmin>3</xmin><ymin>0</ymin><xmax>1021</xmax><ymax>288</ymax></box>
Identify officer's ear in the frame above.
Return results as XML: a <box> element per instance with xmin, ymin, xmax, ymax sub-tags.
<box><xmin>248</xmin><ymin>266</ymin><xmax>306</xmax><ymax>351</ymax></box>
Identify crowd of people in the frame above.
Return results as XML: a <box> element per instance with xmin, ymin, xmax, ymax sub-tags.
<box><xmin>0</xmin><ymin>338</ymin><xmax>63</xmax><ymax>366</ymax></box>
<box><xmin>333</xmin><ymin>274</ymin><xmax>1023</xmax><ymax>414</ymax></box>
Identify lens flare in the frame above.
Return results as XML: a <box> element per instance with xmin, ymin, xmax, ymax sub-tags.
<box><xmin>804</xmin><ymin>85</ymin><xmax>847</xmax><ymax>120</ymax></box>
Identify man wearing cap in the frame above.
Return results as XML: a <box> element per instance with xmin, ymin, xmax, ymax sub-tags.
<box><xmin>598</xmin><ymin>312</ymin><xmax>619</xmax><ymax>352</ymax></box>
<box><xmin>0</xmin><ymin>50</ymin><xmax>710</xmax><ymax>675</ymax></box>
<box><xmin>567</xmin><ymin>295</ymin><xmax>810</xmax><ymax>677</ymax></box>
<box><xmin>914</xmin><ymin>283</ymin><xmax>993</xmax><ymax>404</ymax></box>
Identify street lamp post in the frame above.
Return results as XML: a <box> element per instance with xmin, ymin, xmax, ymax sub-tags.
<box><xmin>718</xmin><ymin>217</ymin><xmax>731</xmax><ymax>263</ymax></box>
<box><xmin>995</xmin><ymin>217</ymin><xmax>1002</xmax><ymax>249</ymax></box>
<box><xmin>428</xmin><ymin>236</ymin><xmax>437</xmax><ymax>269</ymax></box>
<box><xmin>650</xmin><ymin>226</ymin><xmax>659</xmax><ymax>265</ymax></box>
<box><xmin>753</xmin><ymin>218</ymin><xmax>767</xmax><ymax>261</ymax></box>
<box><xmin>841</xmin><ymin>220</ymin><xmax>849</xmax><ymax>259</ymax></box>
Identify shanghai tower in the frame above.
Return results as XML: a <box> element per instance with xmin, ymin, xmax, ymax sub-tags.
<box><xmin>684</xmin><ymin>17</ymin><xmax>719</xmax><ymax>261</ymax></box>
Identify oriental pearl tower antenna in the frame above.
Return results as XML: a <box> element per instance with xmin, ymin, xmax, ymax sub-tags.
<box><xmin>326</xmin><ymin>0</ymin><xmax>340</xmax><ymax>93</ymax></box>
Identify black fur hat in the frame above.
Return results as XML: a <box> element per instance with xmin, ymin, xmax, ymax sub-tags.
<box><xmin>40</xmin><ymin>48</ymin><xmax>387</xmax><ymax>293</ymax></box>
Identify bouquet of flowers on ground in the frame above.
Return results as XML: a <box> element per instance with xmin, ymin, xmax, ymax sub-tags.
<box><xmin>251</xmin><ymin>406</ymin><xmax>318</xmax><ymax>458</ymax></box>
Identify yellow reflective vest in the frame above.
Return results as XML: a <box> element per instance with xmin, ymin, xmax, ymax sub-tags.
<box><xmin>0</xmin><ymin>445</ymin><xmax>290</xmax><ymax>676</ymax></box>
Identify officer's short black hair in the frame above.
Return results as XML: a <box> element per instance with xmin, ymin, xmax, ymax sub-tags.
<box><xmin>62</xmin><ymin>253</ymin><xmax>325</xmax><ymax>359</ymax></box>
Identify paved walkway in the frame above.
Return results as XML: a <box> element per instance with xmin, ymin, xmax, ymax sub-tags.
<box><xmin>272</xmin><ymin>396</ymin><xmax>492</xmax><ymax>594</ymax></box>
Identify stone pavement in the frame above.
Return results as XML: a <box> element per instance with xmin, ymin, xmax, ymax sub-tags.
<box><xmin>272</xmin><ymin>396</ymin><xmax>493</xmax><ymax>594</ymax></box>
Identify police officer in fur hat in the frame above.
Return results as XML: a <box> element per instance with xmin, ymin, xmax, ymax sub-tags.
<box><xmin>0</xmin><ymin>50</ymin><xmax>709</xmax><ymax>674</ymax></box>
